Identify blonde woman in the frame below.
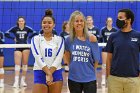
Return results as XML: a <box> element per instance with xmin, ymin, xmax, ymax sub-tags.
<box><xmin>64</xmin><ymin>11</ymin><xmax>100</xmax><ymax>93</ymax></box>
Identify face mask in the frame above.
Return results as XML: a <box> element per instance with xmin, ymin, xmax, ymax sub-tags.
<box><xmin>116</xmin><ymin>19</ymin><xmax>126</xmax><ymax>29</ymax></box>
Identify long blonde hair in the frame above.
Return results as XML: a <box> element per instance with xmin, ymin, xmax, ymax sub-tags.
<box><xmin>69</xmin><ymin>10</ymin><xmax>89</xmax><ymax>42</ymax></box>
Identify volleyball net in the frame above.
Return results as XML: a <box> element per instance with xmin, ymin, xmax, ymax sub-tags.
<box><xmin>0</xmin><ymin>43</ymin><xmax>106</xmax><ymax>48</ymax></box>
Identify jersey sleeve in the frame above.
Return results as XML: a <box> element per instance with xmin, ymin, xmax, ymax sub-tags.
<box><xmin>27</xmin><ymin>26</ymin><xmax>38</xmax><ymax>38</ymax></box>
<box><xmin>60</xmin><ymin>32</ymin><xmax>64</xmax><ymax>39</ymax></box>
<box><xmin>91</xmin><ymin>42</ymin><xmax>100</xmax><ymax>62</ymax></box>
<box><xmin>31</xmin><ymin>35</ymin><xmax>46</xmax><ymax>69</ymax></box>
<box><xmin>113</xmin><ymin>27</ymin><xmax>118</xmax><ymax>32</ymax></box>
<box><xmin>99</xmin><ymin>27</ymin><xmax>104</xmax><ymax>43</ymax></box>
<box><xmin>40</xmin><ymin>29</ymin><xmax>43</xmax><ymax>34</ymax></box>
<box><xmin>52</xmin><ymin>29</ymin><xmax>57</xmax><ymax>35</ymax></box>
<box><xmin>106</xmin><ymin>34</ymin><xmax>114</xmax><ymax>53</ymax></box>
<box><xmin>51</xmin><ymin>37</ymin><xmax>64</xmax><ymax>68</ymax></box>
<box><xmin>0</xmin><ymin>32</ymin><xmax>5</xmax><ymax>44</ymax></box>
<box><xmin>5</xmin><ymin>26</ymin><xmax>15</xmax><ymax>39</ymax></box>
<box><xmin>65</xmin><ymin>37</ymin><xmax>70</xmax><ymax>51</ymax></box>
<box><xmin>96</xmin><ymin>28</ymin><xmax>100</xmax><ymax>38</ymax></box>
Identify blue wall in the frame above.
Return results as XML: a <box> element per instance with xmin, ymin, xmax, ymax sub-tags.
<box><xmin>0</xmin><ymin>1</ymin><xmax>140</xmax><ymax>66</ymax></box>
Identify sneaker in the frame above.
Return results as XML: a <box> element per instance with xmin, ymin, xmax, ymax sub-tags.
<box><xmin>101</xmin><ymin>80</ymin><xmax>106</xmax><ymax>85</ymax></box>
<box><xmin>64</xmin><ymin>65</ymin><xmax>69</xmax><ymax>72</ymax></box>
<box><xmin>0</xmin><ymin>83</ymin><xmax>4</xmax><ymax>88</ymax></box>
<box><xmin>101</xmin><ymin>75</ymin><xmax>106</xmax><ymax>85</ymax></box>
<box><xmin>13</xmin><ymin>82</ymin><xmax>19</xmax><ymax>88</ymax></box>
<box><xmin>20</xmin><ymin>80</ymin><xmax>27</xmax><ymax>87</ymax></box>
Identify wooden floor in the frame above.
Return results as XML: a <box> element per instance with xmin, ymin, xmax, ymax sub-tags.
<box><xmin>0</xmin><ymin>68</ymin><xmax>107</xmax><ymax>93</ymax></box>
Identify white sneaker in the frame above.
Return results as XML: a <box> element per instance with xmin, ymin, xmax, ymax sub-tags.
<box><xmin>0</xmin><ymin>83</ymin><xmax>4</xmax><ymax>88</ymax></box>
<box><xmin>20</xmin><ymin>81</ymin><xmax>27</xmax><ymax>87</ymax></box>
<box><xmin>101</xmin><ymin>80</ymin><xmax>106</xmax><ymax>85</ymax></box>
<box><xmin>13</xmin><ymin>82</ymin><xmax>19</xmax><ymax>88</ymax></box>
<box><xmin>101</xmin><ymin>75</ymin><xmax>106</xmax><ymax>85</ymax></box>
<box><xmin>64</xmin><ymin>65</ymin><xmax>69</xmax><ymax>72</ymax></box>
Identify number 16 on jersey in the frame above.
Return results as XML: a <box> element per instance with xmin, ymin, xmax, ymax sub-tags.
<box><xmin>45</xmin><ymin>48</ymin><xmax>52</xmax><ymax>57</ymax></box>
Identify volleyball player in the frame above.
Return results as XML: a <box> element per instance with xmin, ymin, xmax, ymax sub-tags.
<box><xmin>60</xmin><ymin>21</ymin><xmax>70</xmax><ymax>72</ymax></box>
<box><xmin>0</xmin><ymin>31</ymin><xmax>4</xmax><ymax>88</ymax></box>
<box><xmin>31</xmin><ymin>9</ymin><xmax>64</xmax><ymax>93</ymax></box>
<box><xmin>100</xmin><ymin>17</ymin><xmax>117</xmax><ymax>85</ymax></box>
<box><xmin>40</xmin><ymin>9</ymin><xmax>57</xmax><ymax>35</ymax></box>
<box><xmin>5</xmin><ymin>16</ymin><xmax>37</xmax><ymax>88</ymax></box>
<box><xmin>60</xmin><ymin>21</ymin><xmax>70</xmax><ymax>40</ymax></box>
<box><xmin>86</xmin><ymin>16</ymin><xmax>100</xmax><ymax>41</ymax></box>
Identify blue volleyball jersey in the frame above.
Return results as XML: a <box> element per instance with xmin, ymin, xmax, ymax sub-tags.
<box><xmin>0</xmin><ymin>31</ymin><xmax>4</xmax><ymax>44</ymax></box>
<box><xmin>60</xmin><ymin>31</ymin><xmax>69</xmax><ymax>40</ymax></box>
<box><xmin>5</xmin><ymin>26</ymin><xmax>36</xmax><ymax>44</ymax></box>
<box><xmin>0</xmin><ymin>31</ymin><xmax>4</xmax><ymax>54</ymax></box>
<box><xmin>100</xmin><ymin>26</ymin><xmax>117</xmax><ymax>43</ymax></box>
<box><xmin>65</xmin><ymin>37</ymin><xmax>100</xmax><ymax>82</ymax></box>
<box><xmin>88</xmin><ymin>26</ymin><xmax>100</xmax><ymax>40</ymax></box>
<box><xmin>106</xmin><ymin>30</ymin><xmax>140</xmax><ymax>77</ymax></box>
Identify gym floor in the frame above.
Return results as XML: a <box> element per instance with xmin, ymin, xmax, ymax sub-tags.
<box><xmin>0</xmin><ymin>68</ymin><xmax>107</xmax><ymax>93</ymax></box>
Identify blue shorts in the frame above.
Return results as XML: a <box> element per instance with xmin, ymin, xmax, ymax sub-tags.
<box><xmin>34</xmin><ymin>69</ymin><xmax>63</xmax><ymax>85</ymax></box>
<box><xmin>102</xmin><ymin>47</ymin><xmax>107</xmax><ymax>52</ymax></box>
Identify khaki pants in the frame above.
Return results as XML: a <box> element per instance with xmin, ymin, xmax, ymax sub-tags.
<box><xmin>107</xmin><ymin>75</ymin><xmax>140</xmax><ymax>93</ymax></box>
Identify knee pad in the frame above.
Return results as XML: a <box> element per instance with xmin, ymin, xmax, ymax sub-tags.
<box><xmin>22</xmin><ymin>65</ymin><xmax>28</xmax><ymax>71</ymax></box>
<box><xmin>0</xmin><ymin>68</ymin><xmax>4</xmax><ymax>74</ymax></box>
<box><xmin>102</xmin><ymin>64</ymin><xmax>106</xmax><ymax>69</ymax></box>
<box><xmin>15</xmin><ymin>65</ymin><xmax>21</xmax><ymax>71</ymax></box>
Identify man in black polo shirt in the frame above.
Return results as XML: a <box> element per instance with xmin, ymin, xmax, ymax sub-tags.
<box><xmin>106</xmin><ymin>9</ymin><xmax>140</xmax><ymax>93</ymax></box>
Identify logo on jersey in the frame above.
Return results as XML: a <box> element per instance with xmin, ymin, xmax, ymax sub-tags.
<box><xmin>89</xmin><ymin>30</ymin><xmax>96</xmax><ymax>34</ymax></box>
<box><xmin>105</xmin><ymin>32</ymin><xmax>112</xmax><ymax>36</ymax></box>
<box><xmin>131</xmin><ymin>37</ymin><xmax>138</xmax><ymax>42</ymax></box>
